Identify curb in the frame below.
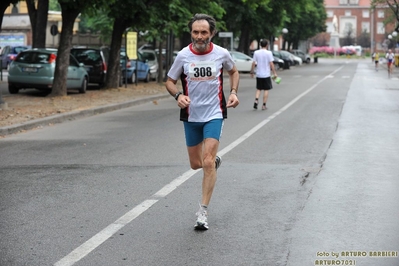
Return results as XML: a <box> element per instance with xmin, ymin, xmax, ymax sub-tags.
<box><xmin>0</xmin><ymin>93</ymin><xmax>170</xmax><ymax>137</ymax></box>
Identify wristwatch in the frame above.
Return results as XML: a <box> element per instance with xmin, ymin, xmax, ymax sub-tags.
<box><xmin>174</xmin><ymin>92</ymin><xmax>182</xmax><ymax>100</ymax></box>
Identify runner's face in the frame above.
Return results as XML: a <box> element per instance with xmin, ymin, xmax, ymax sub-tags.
<box><xmin>191</xmin><ymin>20</ymin><xmax>213</xmax><ymax>53</ymax></box>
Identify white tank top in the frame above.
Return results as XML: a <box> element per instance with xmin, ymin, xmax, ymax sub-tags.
<box><xmin>167</xmin><ymin>43</ymin><xmax>235</xmax><ymax>122</ymax></box>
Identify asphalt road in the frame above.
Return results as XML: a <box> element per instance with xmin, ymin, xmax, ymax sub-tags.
<box><xmin>1</xmin><ymin>58</ymin><xmax>398</xmax><ymax>266</ymax></box>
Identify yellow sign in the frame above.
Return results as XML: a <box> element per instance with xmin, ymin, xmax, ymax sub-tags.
<box><xmin>126</xmin><ymin>32</ymin><xmax>137</xmax><ymax>60</ymax></box>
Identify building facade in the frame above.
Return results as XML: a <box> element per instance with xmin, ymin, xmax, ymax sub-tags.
<box><xmin>324</xmin><ymin>0</ymin><xmax>396</xmax><ymax>52</ymax></box>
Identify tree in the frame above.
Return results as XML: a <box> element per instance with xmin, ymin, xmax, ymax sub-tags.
<box><xmin>371</xmin><ymin>0</ymin><xmax>399</xmax><ymax>32</ymax></box>
<box><xmin>100</xmin><ymin>0</ymin><xmax>225</xmax><ymax>87</ymax></box>
<box><xmin>50</xmin><ymin>0</ymin><xmax>113</xmax><ymax>96</ymax></box>
<box><xmin>281</xmin><ymin>0</ymin><xmax>327</xmax><ymax>50</ymax></box>
<box><xmin>220</xmin><ymin>0</ymin><xmax>326</xmax><ymax>54</ymax></box>
<box><xmin>222</xmin><ymin>0</ymin><xmax>280</xmax><ymax>54</ymax></box>
<box><xmin>101</xmin><ymin>0</ymin><xmax>163</xmax><ymax>89</ymax></box>
<box><xmin>26</xmin><ymin>0</ymin><xmax>49</xmax><ymax>48</ymax></box>
<box><xmin>79</xmin><ymin>10</ymin><xmax>113</xmax><ymax>43</ymax></box>
<box><xmin>0</xmin><ymin>0</ymin><xmax>19</xmax><ymax>33</ymax></box>
<box><xmin>49</xmin><ymin>0</ymin><xmax>60</xmax><ymax>11</ymax></box>
<box><xmin>147</xmin><ymin>0</ymin><xmax>225</xmax><ymax>81</ymax></box>
<box><xmin>311</xmin><ymin>32</ymin><xmax>329</xmax><ymax>47</ymax></box>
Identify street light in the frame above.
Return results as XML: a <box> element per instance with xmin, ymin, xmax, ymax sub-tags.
<box><xmin>391</xmin><ymin>31</ymin><xmax>398</xmax><ymax>52</ymax></box>
<box><xmin>281</xmin><ymin>28</ymin><xmax>288</xmax><ymax>50</ymax></box>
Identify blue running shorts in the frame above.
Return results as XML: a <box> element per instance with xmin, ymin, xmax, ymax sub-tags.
<box><xmin>183</xmin><ymin>119</ymin><xmax>224</xmax><ymax>147</ymax></box>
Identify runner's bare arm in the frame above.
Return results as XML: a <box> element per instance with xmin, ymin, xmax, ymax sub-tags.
<box><xmin>165</xmin><ymin>77</ymin><xmax>190</xmax><ymax>108</ymax></box>
<box><xmin>226</xmin><ymin>66</ymin><xmax>240</xmax><ymax>108</ymax></box>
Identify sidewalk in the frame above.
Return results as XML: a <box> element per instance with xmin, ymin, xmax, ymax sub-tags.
<box><xmin>0</xmin><ymin>75</ymin><xmax>169</xmax><ymax>136</ymax></box>
<box><xmin>286</xmin><ymin>61</ymin><xmax>399</xmax><ymax>265</ymax></box>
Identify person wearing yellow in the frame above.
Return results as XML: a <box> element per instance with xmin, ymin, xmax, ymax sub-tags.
<box><xmin>374</xmin><ymin>52</ymin><xmax>379</xmax><ymax>71</ymax></box>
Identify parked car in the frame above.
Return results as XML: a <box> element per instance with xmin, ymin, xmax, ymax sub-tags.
<box><xmin>291</xmin><ymin>49</ymin><xmax>311</xmax><ymax>63</ymax></box>
<box><xmin>70</xmin><ymin>47</ymin><xmax>109</xmax><ymax>87</ymax></box>
<box><xmin>140</xmin><ymin>49</ymin><xmax>159</xmax><ymax>80</ymax></box>
<box><xmin>0</xmin><ymin>45</ymin><xmax>30</xmax><ymax>69</ymax></box>
<box><xmin>280</xmin><ymin>50</ymin><xmax>302</xmax><ymax>66</ymax></box>
<box><xmin>229</xmin><ymin>51</ymin><xmax>253</xmax><ymax>73</ymax></box>
<box><xmin>139</xmin><ymin>44</ymin><xmax>155</xmax><ymax>50</ymax></box>
<box><xmin>289</xmin><ymin>52</ymin><xmax>303</xmax><ymax>65</ymax></box>
<box><xmin>154</xmin><ymin>48</ymin><xmax>179</xmax><ymax>69</ymax></box>
<box><xmin>8</xmin><ymin>48</ymin><xmax>88</xmax><ymax>94</ymax></box>
<box><xmin>272</xmin><ymin>50</ymin><xmax>293</xmax><ymax>69</ymax></box>
<box><xmin>273</xmin><ymin>56</ymin><xmax>284</xmax><ymax>70</ymax></box>
<box><xmin>121</xmin><ymin>51</ymin><xmax>151</xmax><ymax>83</ymax></box>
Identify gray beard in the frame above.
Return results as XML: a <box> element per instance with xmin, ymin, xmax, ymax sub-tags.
<box><xmin>192</xmin><ymin>38</ymin><xmax>211</xmax><ymax>52</ymax></box>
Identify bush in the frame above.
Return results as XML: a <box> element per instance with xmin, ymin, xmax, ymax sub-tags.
<box><xmin>309</xmin><ymin>46</ymin><xmax>356</xmax><ymax>56</ymax></box>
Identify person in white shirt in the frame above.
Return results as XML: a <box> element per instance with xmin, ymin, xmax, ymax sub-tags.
<box><xmin>386</xmin><ymin>49</ymin><xmax>395</xmax><ymax>75</ymax></box>
<box><xmin>165</xmin><ymin>13</ymin><xmax>240</xmax><ymax>230</ymax></box>
<box><xmin>250</xmin><ymin>39</ymin><xmax>278</xmax><ymax>110</ymax></box>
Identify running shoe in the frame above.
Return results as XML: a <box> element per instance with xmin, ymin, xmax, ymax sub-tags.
<box><xmin>215</xmin><ymin>155</ymin><xmax>222</xmax><ymax>170</ymax></box>
<box><xmin>194</xmin><ymin>206</ymin><xmax>209</xmax><ymax>230</ymax></box>
<box><xmin>253</xmin><ymin>101</ymin><xmax>258</xmax><ymax>109</ymax></box>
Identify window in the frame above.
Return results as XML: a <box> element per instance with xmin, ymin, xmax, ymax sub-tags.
<box><xmin>345</xmin><ymin>10</ymin><xmax>351</xmax><ymax>16</ymax></box>
<box><xmin>327</xmin><ymin>10</ymin><xmax>334</xmax><ymax>18</ymax></box>
<box><xmin>142</xmin><ymin>51</ymin><xmax>156</xmax><ymax>61</ymax></box>
<box><xmin>377</xmin><ymin>22</ymin><xmax>385</xmax><ymax>34</ymax></box>
<box><xmin>378</xmin><ymin>10</ymin><xmax>384</xmax><ymax>18</ymax></box>
<box><xmin>344</xmin><ymin>22</ymin><xmax>355</xmax><ymax>36</ymax></box>
<box><xmin>362</xmin><ymin>10</ymin><xmax>369</xmax><ymax>18</ymax></box>
<box><xmin>69</xmin><ymin>55</ymin><xmax>79</xmax><ymax>67</ymax></box>
<box><xmin>362</xmin><ymin>22</ymin><xmax>370</xmax><ymax>33</ymax></box>
<box><xmin>340</xmin><ymin>0</ymin><xmax>359</xmax><ymax>5</ymax></box>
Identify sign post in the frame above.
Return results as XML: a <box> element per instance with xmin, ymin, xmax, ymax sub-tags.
<box><xmin>50</xmin><ymin>25</ymin><xmax>58</xmax><ymax>48</ymax></box>
<box><xmin>126</xmin><ymin>31</ymin><xmax>137</xmax><ymax>86</ymax></box>
<box><xmin>218</xmin><ymin>32</ymin><xmax>233</xmax><ymax>51</ymax></box>
<box><xmin>126</xmin><ymin>32</ymin><xmax>137</xmax><ymax>60</ymax></box>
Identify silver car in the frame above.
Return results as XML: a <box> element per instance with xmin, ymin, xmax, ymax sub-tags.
<box><xmin>291</xmin><ymin>49</ymin><xmax>311</xmax><ymax>64</ymax></box>
<box><xmin>140</xmin><ymin>49</ymin><xmax>159</xmax><ymax>80</ymax></box>
<box><xmin>229</xmin><ymin>51</ymin><xmax>253</xmax><ymax>73</ymax></box>
<box><xmin>8</xmin><ymin>48</ymin><xmax>89</xmax><ymax>94</ymax></box>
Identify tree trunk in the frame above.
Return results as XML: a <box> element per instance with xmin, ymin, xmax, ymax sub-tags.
<box><xmin>26</xmin><ymin>0</ymin><xmax>49</xmax><ymax>48</ymax></box>
<box><xmin>238</xmin><ymin>27</ymin><xmax>250</xmax><ymax>54</ymax></box>
<box><xmin>49</xmin><ymin>4</ymin><xmax>80</xmax><ymax>97</ymax></box>
<box><xmin>105</xmin><ymin>18</ymin><xmax>129</xmax><ymax>89</ymax></box>
<box><xmin>35</xmin><ymin>0</ymin><xmax>49</xmax><ymax>48</ymax></box>
<box><xmin>26</xmin><ymin>0</ymin><xmax>37</xmax><ymax>41</ymax></box>
<box><xmin>158</xmin><ymin>40</ymin><xmax>164</xmax><ymax>82</ymax></box>
<box><xmin>0</xmin><ymin>0</ymin><xmax>13</xmax><ymax>34</ymax></box>
<box><xmin>180</xmin><ymin>32</ymin><xmax>191</xmax><ymax>48</ymax></box>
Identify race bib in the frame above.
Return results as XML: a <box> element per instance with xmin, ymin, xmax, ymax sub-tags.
<box><xmin>188</xmin><ymin>61</ymin><xmax>217</xmax><ymax>81</ymax></box>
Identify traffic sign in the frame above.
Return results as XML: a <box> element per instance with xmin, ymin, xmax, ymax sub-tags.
<box><xmin>50</xmin><ymin>25</ymin><xmax>58</xmax><ymax>36</ymax></box>
<box><xmin>218</xmin><ymin>32</ymin><xmax>233</xmax><ymax>37</ymax></box>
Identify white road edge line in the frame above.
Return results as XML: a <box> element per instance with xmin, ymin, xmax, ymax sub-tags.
<box><xmin>54</xmin><ymin>65</ymin><xmax>344</xmax><ymax>266</ymax></box>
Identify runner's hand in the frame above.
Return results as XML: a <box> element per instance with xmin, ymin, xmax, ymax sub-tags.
<box><xmin>226</xmin><ymin>94</ymin><xmax>239</xmax><ymax>108</ymax></box>
<box><xmin>177</xmin><ymin>95</ymin><xmax>191</xmax><ymax>109</ymax></box>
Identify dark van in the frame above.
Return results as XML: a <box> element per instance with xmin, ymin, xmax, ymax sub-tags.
<box><xmin>70</xmin><ymin>47</ymin><xmax>110</xmax><ymax>87</ymax></box>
